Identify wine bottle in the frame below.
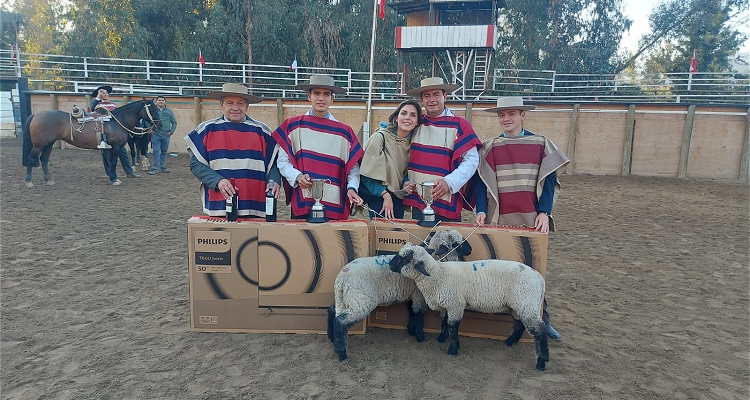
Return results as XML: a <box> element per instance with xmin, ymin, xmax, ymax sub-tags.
<box><xmin>266</xmin><ymin>180</ymin><xmax>277</xmax><ymax>222</ymax></box>
<box><xmin>226</xmin><ymin>178</ymin><xmax>238</xmax><ymax>221</ymax></box>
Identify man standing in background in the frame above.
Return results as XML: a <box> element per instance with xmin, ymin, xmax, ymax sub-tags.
<box><xmin>148</xmin><ymin>96</ymin><xmax>178</xmax><ymax>175</ymax></box>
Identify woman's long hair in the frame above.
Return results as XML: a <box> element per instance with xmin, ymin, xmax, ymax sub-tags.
<box><xmin>387</xmin><ymin>99</ymin><xmax>423</xmax><ymax>135</ymax></box>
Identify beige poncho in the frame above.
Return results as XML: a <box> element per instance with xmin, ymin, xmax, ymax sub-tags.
<box><xmin>360</xmin><ymin>126</ymin><xmax>411</xmax><ymax>199</ymax></box>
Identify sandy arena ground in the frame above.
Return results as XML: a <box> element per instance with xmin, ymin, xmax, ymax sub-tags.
<box><xmin>1</xmin><ymin>137</ymin><xmax>748</xmax><ymax>399</ymax></box>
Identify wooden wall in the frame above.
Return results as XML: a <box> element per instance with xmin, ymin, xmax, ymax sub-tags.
<box><xmin>30</xmin><ymin>94</ymin><xmax>750</xmax><ymax>181</ymax></box>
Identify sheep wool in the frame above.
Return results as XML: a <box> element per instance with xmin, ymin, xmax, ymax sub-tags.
<box><xmin>389</xmin><ymin>242</ymin><xmax>550</xmax><ymax>371</ymax></box>
<box><xmin>328</xmin><ymin>230</ymin><xmax>472</xmax><ymax>363</ymax></box>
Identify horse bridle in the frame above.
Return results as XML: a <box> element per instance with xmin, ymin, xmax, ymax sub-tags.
<box><xmin>109</xmin><ymin>100</ymin><xmax>161</xmax><ymax>136</ymax></box>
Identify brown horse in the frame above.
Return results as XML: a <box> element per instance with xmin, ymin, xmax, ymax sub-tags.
<box><xmin>22</xmin><ymin>100</ymin><xmax>162</xmax><ymax>187</ymax></box>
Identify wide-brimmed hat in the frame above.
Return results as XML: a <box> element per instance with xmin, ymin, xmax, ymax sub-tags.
<box><xmin>295</xmin><ymin>74</ymin><xmax>346</xmax><ymax>94</ymax></box>
<box><xmin>483</xmin><ymin>96</ymin><xmax>537</xmax><ymax>113</ymax></box>
<box><xmin>406</xmin><ymin>77</ymin><xmax>459</xmax><ymax>98</ymax></box>
<box><xmin>92</xmin><ymin>85</ymin><xmax>113</xmax><ymax>97</ymax></box>
<box><xmin>205</xmin><ymin>83</ymin><xmax>262</xmax><ymax>103</ymax></box>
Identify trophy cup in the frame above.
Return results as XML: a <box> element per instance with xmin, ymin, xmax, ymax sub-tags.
<box><xmin>417</xmin><ymin>181</ymin><xmax>437</xmax><ymax>227</ymax></box>
<box><xmin>307</xmin><ymin>178</ymin><xmax>329</xmax><ymax>223</ymax></box>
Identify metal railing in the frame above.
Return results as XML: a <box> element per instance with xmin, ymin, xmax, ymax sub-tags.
<box><xmin>1</xmin><ymin>50</ymin><xmax>748</xmax><ymax>104</ymax></box>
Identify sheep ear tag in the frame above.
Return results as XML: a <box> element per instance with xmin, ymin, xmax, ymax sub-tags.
<box><xmin>415</xmin><ymin>260</ymin><xmax>430</xmax><ymax>276</ymax></box>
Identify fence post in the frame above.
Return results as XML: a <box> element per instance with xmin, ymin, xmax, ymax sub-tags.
<box><xmin>194</xmin><ymin>97</ymin><xmax>201</xmax><ymax>126</ymax></box>
<box><xmin>566</xmin><ymin>104</ymin><xmax>580</xmax><ymax>174</ymax></box>
<box><xmin>146</xmin><ymin>61</ymin><xmax>150</xmax><ymax>80</ymax></box>
<box><xmin>677</xmin><ymin>105</ymin><xmax>696</xmax><ymax>178</ymax></box>
<box><xmin>621</xmin><ymin>105</ymin><xmax>636</xmax><ymax>176</ymax></box>
<box><xmin>465</xmin><ymin>102</ymin><xmax>472</xmax><ymax>125</ymax></box>
<box><xmin>276</xmin><ymin>98</ymin><xmax>284</xmax><ymax>127</ymax></box>
<box><xmin>739</xmin><ymin>107</ymin><xmax>750</xmax><ymax>182</ymax></box>
<box><xmin>83</xmin><ymin>58</ymin><xmax>88</xmax><ymax>78</ymax></box>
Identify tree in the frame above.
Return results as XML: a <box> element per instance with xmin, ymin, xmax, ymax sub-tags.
<box><xmin>495</xmin><ymin>0</ymin><xmax>630</xmax><ymax>74</ymax></box>
<box><xmin>622</xmin><ymin>0</ymin><xmax>747</xmax><ymax>73</ymax></box>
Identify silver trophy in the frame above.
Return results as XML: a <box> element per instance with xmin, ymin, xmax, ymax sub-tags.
<box><xmin>307</xmin><ymin>178</ymin><xmax>330</xmax><ymax>223</ymax></box>
<box><xmin>417</xmin><ymin>181</ymin><xmax>437</xmax><ymax>227</ymax></box>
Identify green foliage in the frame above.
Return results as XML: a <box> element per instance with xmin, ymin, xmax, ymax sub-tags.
<box><xmin>5</xmin><ymin>0</ymin><xmax>747</xmax><ymax>76</ymax></box>
<box><xmin>641</xmin><ymin>0</ymin><xmax>747</xmax><ymax>73</ymax></box>
<box><xmin>495</xmin><ymin>0</ymin><xmax>630</xmax><ymax>74</ymax></box>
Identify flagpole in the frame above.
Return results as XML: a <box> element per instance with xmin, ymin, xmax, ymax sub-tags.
<box><xmin>365</xmin><ymin>0</ymin><xmax>379</xmax><ymax>144</ymax></box>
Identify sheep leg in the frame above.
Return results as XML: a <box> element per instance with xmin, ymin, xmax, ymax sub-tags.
<box><xmin>504</xmin><ymin>319</ymin><xmax>525</xmax><ymax>347</ymax></box>
<box><xmin>332</xmin><ymin>312</ymin><xmax>359</xmax><ymax>362</ymax></box>
<box><xmin>522</xmin><ymin>316</ymin><xmax>549</xmax><ymax>371</ymax></box>
<box><xmin>327</xmin><ymin>305</ymin><xmax>336</xmax><ymax>343</ymax></box>
<box><xmin>406</xmin><ymin>300</ymin><xmax>416</xmax><ymax>337</ymax></box>
<box><xmin>437</xmin><ymin>312</ymin><xmax>449</xmax><ymax>343</ymax></box>
<box><xmin>446</xmin><ymin>319</ymin><xmax>462</xmax><ymax>356</ymax></box>
<box><xmin>411</xmin><ymin>310</ymin><xmax>426</xmax><ymax>343</ymax></box>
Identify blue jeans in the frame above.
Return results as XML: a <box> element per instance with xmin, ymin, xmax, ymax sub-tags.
<box><xmin>151</xmin><ymin>134</ymin><xmax>170</xmax><ymax>170</ymax></box>
<box><xmin>102</xmin><ymin>147</ymin><xmax>134</xmax><ymax>182</ymax></box>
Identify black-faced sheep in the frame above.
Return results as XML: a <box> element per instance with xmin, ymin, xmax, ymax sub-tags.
<box><xmin>328</xmin><ymin>230</ymin><xmax>472</xmax><ymax>362</ymax></box>
<box><xmin>389</xmin><ymin>243</ymin><xmax>550</xmax><ymax>371</ymax></box>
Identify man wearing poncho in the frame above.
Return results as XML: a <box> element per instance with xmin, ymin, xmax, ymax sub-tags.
<box><xmin>471</xmin><ymin>96</ymin><xmax>569</xmax><ymax>341</ymax></box>
<box><xmin>273</xmin><ymin>74</ymin><xmax>364</xmax><ymax>220</ymax></box>
<box><xmin>401</xmin><ymin>77</ymin><xmax>483</xmax><ymax>222</ymax></box>
<box><xmin>184</xmin><ymin>83</ymin><xmax>280</xmax><ymax>218</ymax></box>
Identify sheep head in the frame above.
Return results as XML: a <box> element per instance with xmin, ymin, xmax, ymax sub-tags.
<box><xmin>427</xmin><ymin>230</ymin><xmax>473</xmax><ymax>261</ymax></box>
<box><xmin>389</xmin><ymin>243</ymin><xmax>433</xmax><ymax>276</ymax></box>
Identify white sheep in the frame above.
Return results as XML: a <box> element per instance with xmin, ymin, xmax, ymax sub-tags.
<box><xmin>389</xmin><ymin>242</ymin><xmax>550</xmax><ymax>371</ymax></box>
<box><xmin>328</xmin><ymin>230</ymin><xmax>472</xmax><ymax>362</ymax></box>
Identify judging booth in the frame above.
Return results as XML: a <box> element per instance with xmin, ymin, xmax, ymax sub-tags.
<box><xmin>366</xmin><ymin>219</ymin><xmax>548</xmax><ymax>342</ymax></box>
<box><xmin>187</xmin><ymin>216</ymin><xmax>369</xmax><ymax>334</ymax></box>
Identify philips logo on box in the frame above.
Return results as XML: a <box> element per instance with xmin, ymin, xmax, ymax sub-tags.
<box><xmin>197</xmin><ymin>238</ymin><xmax>228</xmax><ymax>245</ymax></box>
<box><xmin>378</xmin><ymin>237</ymin><xmax>406</xmax><ymax>245</ymax></box>
<box><xmin>195</xmin><ymin>231</ymin><xmax>231</xmax><ymax>252</ymax></box>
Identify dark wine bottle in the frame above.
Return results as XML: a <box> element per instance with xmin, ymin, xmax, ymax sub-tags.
<box><xmin>266</xmin><ymin>180</ymin><xmax>277</xmax><ymax>222</ymax></box>
<box><xmin>226</xmin><ymin>178</ymin><xmax>238</xmax><ymax>221</ymax></box>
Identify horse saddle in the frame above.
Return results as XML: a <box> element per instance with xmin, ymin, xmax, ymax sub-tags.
<box><xmin>76</xmin><ymin>114</ymin><xmax>111</xmax><ymax>123</ymax></box>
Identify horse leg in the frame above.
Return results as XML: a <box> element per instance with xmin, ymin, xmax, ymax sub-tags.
<box><xmin>141</xmin><ymin>139</ymin><xmax>151</xmax><ymax>171</ymax></box>
<box><xmin>128</xmin><ymin>138</ymin><xmax>137</xmax><ymax>166</ymax></box>
<box><xmin>24</xmin><ymin>146</ymin><xmax>44</xmax><ymax>187</ymax></box>
<box><xmin>40</xmin><ymin>143</ymin><xmax>55</xmax><ymax>185</ymax></box>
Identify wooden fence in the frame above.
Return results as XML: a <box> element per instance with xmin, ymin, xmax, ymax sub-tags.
<box><xmin>29</xmin><ymin>93</ymin><xmax>750</xmax><ymax>181</ymax></box>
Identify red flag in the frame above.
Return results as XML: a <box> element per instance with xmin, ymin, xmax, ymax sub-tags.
<box><xmin>378</xmin><ymin>0</ymin><xmax>385</xmax><ymax>20</ymax></box>
<box><xmin>198</xmin><ymin>49</ymin><xmax>205</xmax><ymax>66</ymax></box>
<box><xmin>689</xmin><ymin>50</ymin><xmax>697</xmax><ymax>73</ymax></box>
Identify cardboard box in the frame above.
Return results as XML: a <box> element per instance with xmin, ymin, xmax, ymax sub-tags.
<box><xmin>367</xmin><ymin>219</ymin><xmax>548</xmax><ymax>342</ymax></box>
<box><xmin>188</xmin><ymin>216</ymin><xmax>369</xmax><ymax>334</ymax></box>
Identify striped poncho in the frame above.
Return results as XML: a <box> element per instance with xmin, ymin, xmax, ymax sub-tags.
<box><xmin>272</xmin><ymin>114</ymin><xmax>363</xmax><ymax>220</ymax></box>
<box><xmin>402</xmin><ymin>113</ymin><xmax>482</xmax><ymax>220</ymax></box>
<box><xmin>477</xmin><ymin>132</ymin><xmax>569</xmax><ymax>230</ymax></box>
<box><xmin>185</xmin><ymin>116</ymin><xmax>275</xmax><ymax>218</ymax></box>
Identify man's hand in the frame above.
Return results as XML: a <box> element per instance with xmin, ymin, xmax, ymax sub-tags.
<box><xmin>475</xmin><ymin>213</ymin><xmax>486</xmax><ymax>226</ymax></box>
<box><xmin>534</xmin><ymin>212</ymin><xmax>550</xmax><ymax>233</ymax></box>
<box><xmin>431</xmin><ymin>178</ymin><xmax>450</xmax><ymax>200</ymax></box>
<box><xmin>217</xmin><ymin>178</ymin><xmax>236</xmax><ymax>200</ymax></box>
<box><xmin>296</xmin><ymin>173</ymin><xmax>312</xmax><ymax>189</ymax></box>
<box><xmin>347</xmin><ymin>188</ymin><xmax>363</xmax><ymax>207</ymax></box>
<box><xmin>267</xmin><ymin>181</ymin><xmax>281</xmax><ymax>198</ymax></box>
